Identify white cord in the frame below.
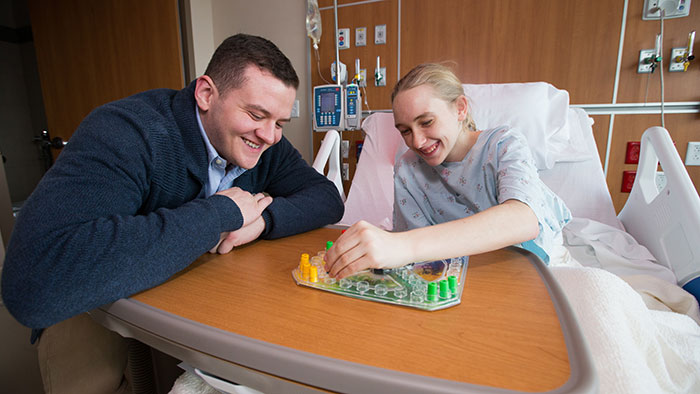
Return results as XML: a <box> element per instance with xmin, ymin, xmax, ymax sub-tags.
<box><xmin>644</xmin><ymin>71</ymin><xmax>651</xmax><ymax>104</ymax></box>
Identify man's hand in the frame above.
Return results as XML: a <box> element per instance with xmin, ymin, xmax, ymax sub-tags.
<box><xmin>210</xmin><ymin>216</ymin><xmax>266</xmax><ymax>254</ymax></box>
<box><xmin>215</xmin><ymin>187</ymin><xmax>272</xmax><ymax>227</ymax></box>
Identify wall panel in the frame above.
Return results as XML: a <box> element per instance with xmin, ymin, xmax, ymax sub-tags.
<box><xmin>310</xmin><ymin>0</ymin><xmax>699</xmax><ymax>208</ymax></box>
<box><xmin>314</xmin><ymin>0</ymin><xmax>398</xmax><ymax>109</ymax></box>
<box><xmin>618</xmin><ymin>0</ymin><xmax>700</xmax><ymax>103</ymax></box>
<box><xmin>400</xmin><ymin>0</ymin><xmax>622</xmax><ymax>105</ymax></box>
<box><xmin>313</xmin><ymin>0</ymin><xmax>399</xmax><ymax>193</ymax></box>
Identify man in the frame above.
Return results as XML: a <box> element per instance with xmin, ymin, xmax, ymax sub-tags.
<box><xmin>1</xmin><ymin>34</ymin><xmax>344</xmax><ymax>393</ymax></box>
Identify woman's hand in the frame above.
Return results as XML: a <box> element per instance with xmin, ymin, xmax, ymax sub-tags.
<box><xmin>324</xmin><ymin>220</ymin><xmax>415</xmax><ymax>279</ymax></box>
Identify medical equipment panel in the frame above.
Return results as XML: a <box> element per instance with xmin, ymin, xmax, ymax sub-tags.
<box><xmin>313</xmin><ymin>85</ymin><xmax>344</xmax><ymax>131</ymax></box>
<box><xmin>344</xmin><ymin>83</ymin><xmax>361</xmax><ymax>130</ymax></box>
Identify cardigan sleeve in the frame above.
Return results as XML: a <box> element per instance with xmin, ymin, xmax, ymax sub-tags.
<box><xmin>1</xmin><ymin>104</ymin><xmax>236</xmax><ymax>329</ymax></box>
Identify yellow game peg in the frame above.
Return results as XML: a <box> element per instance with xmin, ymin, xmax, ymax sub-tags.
<box><xmin>302</xmin><ymin>261</ymin><xmax>310</xmax><ymax>281</ymax></box>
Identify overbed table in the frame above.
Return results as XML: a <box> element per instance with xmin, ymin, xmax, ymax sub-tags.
<box><xmin>91</xmin><ymin>227</ymin><xmax>596</xmax><ymax>393</ymax></box>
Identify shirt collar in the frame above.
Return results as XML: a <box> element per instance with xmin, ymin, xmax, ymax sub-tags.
<box><xmin>196</xmin><ymin>105</ymin><xmax>226</xmax><ymax>168</ymax></box>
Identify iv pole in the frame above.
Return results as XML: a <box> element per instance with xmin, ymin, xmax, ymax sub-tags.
<box><xmin>333</xmin><ymin>0</ymin><xmax>340</xmax><ymax>86</ymax></box>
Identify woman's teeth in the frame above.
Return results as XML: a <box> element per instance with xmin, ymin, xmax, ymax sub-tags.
<box><xmin>422</xmin><ymin>142</ymin><xmax>438</xmax><ymax>154</ymax></box>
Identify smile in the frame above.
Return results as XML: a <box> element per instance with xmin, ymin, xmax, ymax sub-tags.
<box><xmin>420</xmin><ymin>142</ymin><xmax>439</xmax><ymax>155</ymax></box>
<box><xmin>243</xmin><ymin>138</ymin><xmax>261</xmax><ymax>149</ymax></box>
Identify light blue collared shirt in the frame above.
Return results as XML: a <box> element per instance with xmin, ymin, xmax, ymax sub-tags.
<box><xmin>196</xmin><ymin>106</ymin><xmax>246</xmax><ymax>197</ymax></box>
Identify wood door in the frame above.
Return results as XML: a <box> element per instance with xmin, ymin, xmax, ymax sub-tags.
<box><xmin>28</xmin><ymin>0</ymin><xmax>185</xmax><ymax>154</ymax></box>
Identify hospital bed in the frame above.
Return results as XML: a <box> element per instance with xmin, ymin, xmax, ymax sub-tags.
<box><xmin>313</xmin><ymin>82</ymin><xmax>700</xmax><ymax>394</ymax></box>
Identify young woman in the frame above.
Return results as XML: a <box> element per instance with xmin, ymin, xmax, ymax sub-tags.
<box><xmin>324</xmin><ymin>63</ymin><xmax>571</xmax><ymax>279</ymax></box>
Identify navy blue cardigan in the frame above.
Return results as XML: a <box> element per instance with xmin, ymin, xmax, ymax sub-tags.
<box><xmin>1</xmin><ymin>82</ymin><xmax>344</xmax><ymax>329</ymax></box>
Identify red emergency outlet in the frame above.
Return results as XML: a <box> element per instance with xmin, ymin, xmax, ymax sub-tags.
<box><xmin>621</xmin><ymin>170</ymin><xmax>636</xmax><ymax>193</ymax></box>
<box><xmin>625</xmin><ymin>141</ymin><xmax>641</xmax><ymax>164</ymax></box>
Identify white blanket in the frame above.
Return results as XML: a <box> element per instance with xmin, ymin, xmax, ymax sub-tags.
<box><xmin>553</xmin><ymin>267</ymin><xmax>700</xmax><ymax>394</ymax></box>
<box><xmin>553</xmin><ymin>218</ymin><xmax>700</xmax><ymax>393</ymax></box>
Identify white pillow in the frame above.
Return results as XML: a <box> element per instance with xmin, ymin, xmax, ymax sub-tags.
<box><xmin>464</xmin><ymin>82</ymin><xmax>588</xmax><ymax>169</ymax></box>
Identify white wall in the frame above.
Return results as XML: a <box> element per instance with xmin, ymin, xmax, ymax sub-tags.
<box><xmin>187</xmin><ymin>0</ymin><xmax>313</xmax><ymax>163</ymax></box>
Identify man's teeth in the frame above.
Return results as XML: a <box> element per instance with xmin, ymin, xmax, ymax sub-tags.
<box><xmin>244</xmin><ymin>139</ymin><xmax>260</xmax><ymax>149</ymax></box>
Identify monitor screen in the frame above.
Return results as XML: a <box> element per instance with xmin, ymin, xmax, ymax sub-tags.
<box><xmin>320</xmin><ymin>92</ymin><xmax>336</xmax><ymax>113</ymax></box>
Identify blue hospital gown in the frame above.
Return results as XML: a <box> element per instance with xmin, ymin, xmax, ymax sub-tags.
<box><xmin>392</xmin><ymin>126</ymin><xmax>571</xmax><ymax>263</ymax></box>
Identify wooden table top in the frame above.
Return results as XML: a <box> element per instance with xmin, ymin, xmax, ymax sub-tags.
<box><xmin>127</xmin><ymin>227</ymin><xmax>584</xmax><ymax>393</ymax></box>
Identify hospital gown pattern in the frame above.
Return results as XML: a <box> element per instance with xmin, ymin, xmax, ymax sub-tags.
<box><xmin>392</xmin><ymin>126</ymin><xmax>571</xmax><ymax>263</ymax></box>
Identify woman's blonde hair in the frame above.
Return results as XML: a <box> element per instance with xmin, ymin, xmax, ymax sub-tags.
<box><xmin>391</xmin><ymin>63</ymin><xmax>477</xmax><ymax>131</ymax></box>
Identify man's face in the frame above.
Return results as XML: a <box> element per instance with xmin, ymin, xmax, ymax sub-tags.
<box><xmin>196</xmin><ymin>65</ymin><xmax>296</xmax><ymax>169</ymax></box>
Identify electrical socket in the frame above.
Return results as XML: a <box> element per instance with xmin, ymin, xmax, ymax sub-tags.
<box><xmin>625</xmin><ymin>141</ymin><xmax>641</xmax><ymax>164</ymax></box>
<box><xmin>621</xmin><ymin>170</ymin><xmax>636</xmax><ymax>193</ymax></box>
<box><xmin>342</xmin><ymin>163</ymin><xmax>349</xmax><ymax>181</ymax></box>
<box><xmin>355</xmin><ymin>27</ymin><xmax>367</xmax><ymax>47</ymax></box>
<box><xmin>374</xmin><ymin>24</ymin><xmax>386</xmax><ymax>45</ymax></box>
<box><xmin>685</xmin><ymin>142</ymin><xmax>700</xmax><ymax>166</ymax></box>
<box><xmin>341</xmin><ymin>140</ymin><xmax>350</xmax><ymax>159</ymax></box>
<box><xmin>291</xmin><ymin>99</ymin><xmax>299</xmax><ymax>118</ymax></box>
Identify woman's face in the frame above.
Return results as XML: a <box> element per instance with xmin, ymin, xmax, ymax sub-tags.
<box><xmin>392</xmin><ymin>84</ymin><xmax>469</xmax><ymax>166</ymax></box>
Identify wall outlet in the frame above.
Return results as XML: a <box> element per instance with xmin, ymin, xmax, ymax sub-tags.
<box><xmin>685</xmin><ymin>141</ymin><xmax>700</xmax><ymax>166</ymax></box>
<box><xmin>359</xmin><ymin>69</ymin><xmax>367</xmax><ymax>87</ymax></box>
<box><xmin>625</xmin><ymin>141</ymin><xmax>640</xmax><ymax>164</ymax></box>
<box><xmin>341</xmin><ymin>140</ymin><xmax>350</xmax><ymax>159</ymax></box>
<box><xmin>621</xmin><ymin>170</ymin><xmax>636</xmax><ymax>193</ymax></box>
<box><xmin>291</xmin><ymin>99</ymin><xmax>299</xmax><ymax>118</ymax></box>
<box><xmin>355</xmin><ymin>27</ymin><xmax>367</xmax><ymax>47</ymax></box>
<box><xmin>374</xmin><ymin>24</ymin><xmax>386</xmax><ymax>44</ymax></box>
<box><xmin>342</xmin><ymin>163</ymin><xmax>349</xmax><ymax>181</ymax></box>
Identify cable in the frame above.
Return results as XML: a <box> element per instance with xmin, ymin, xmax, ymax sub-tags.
<box><xmin>361</xmin><ymin>85</ymin><xmax>371</xmax><ymax>113</ymax></box>
<box><xmin>314</xmin><ymin>47</ymin><xmax>330</xmax><ymax>84</ymax></box>
<box><xmin>644</xmin><ymin>71</ymin><xmax>651</xmax><ymax>105</ymax></box>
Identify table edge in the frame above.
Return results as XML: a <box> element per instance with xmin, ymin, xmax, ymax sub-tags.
<box><xmin>92</xmin><ymin>247</ymin><xmax>597</xmax><ymax>394</ymax></box>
